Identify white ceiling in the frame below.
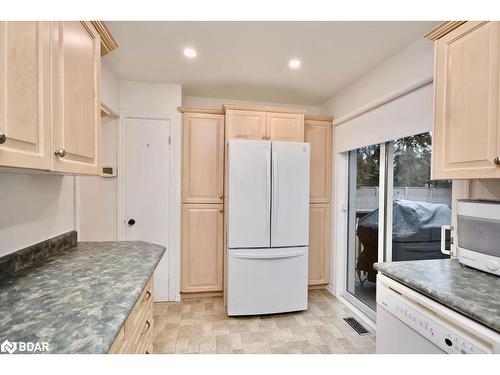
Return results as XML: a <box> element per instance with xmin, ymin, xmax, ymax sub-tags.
<box><xmin>104</xmin><ymin>21</ymin><xmax>439</xmax><ymax>105</ymax></box>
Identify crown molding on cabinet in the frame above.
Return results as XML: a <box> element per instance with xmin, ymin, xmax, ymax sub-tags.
<box><xmin>425</xmin><ymin>21</ymin><xmax>467</xmax><ymax>41</ymax></box>
<box><xmin>222</xmin><ymin>104</ymin><xmax>307</xmax><ymax>115</ymax></box>
<box><xmin>90</xmin><ymin>21</ymin><xmax>118</xmax><ymax>56</ymax></box>
<box><xmin>305</xmin><ymin>115</ymin><xmax>334</xmax><ymax>123</ymax></box>
<box><xmin>177</xmin><ymin>106</ymin><xmax>224</xmax><ymax>115</ymax></box>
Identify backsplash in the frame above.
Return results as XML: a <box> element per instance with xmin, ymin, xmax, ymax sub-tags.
<box><xmin>469</xmin><ymin>180</ymin><xmax>500</xmax><ymax>201</ymax></box>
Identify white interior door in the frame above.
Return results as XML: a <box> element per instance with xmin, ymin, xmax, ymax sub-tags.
<box><xmin>271</xmin><ymin>141</ymin><xmax>310</xmax><ymax>247</ymax></box>
<box><xmin>227</xmin><ymin>140</ymin><xmax>271</xmax><ymax>248</ymax></box>
<box><xmin>123</xmin><ymin>117</ymin><xmax>170</xmax><ymax>301</ymax></box>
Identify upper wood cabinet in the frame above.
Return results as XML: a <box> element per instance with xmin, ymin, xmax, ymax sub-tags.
<box><xmin>182</xmin><ymin>204</ymin><xmax>224</xmax><ymax>293</ymax></box>
<box><xmin>51</xmin><ymin>21</ymin><xmax>101</xmax><ymax>175</ymax></box>
<box><xmin>182</xmin><ymin>112</ymin><xmax>225</xmax><ymax>203</ymax></box>
<box><xmin>266</xmin><ymin>112</ymin><xmax>304</xmax><ymax>141</ymax></box>
<box><xmin>225</xmin><ymin>109</ymin><xmax>266</xmax><ymax>140</ymax></box>
<box><xmin>0</xmin><ymin>21</ymin><xmax>108</xmax><ymax>175</ymax></box>
<box><xmin>224</xmin><ymin>105</ymin><xmax>305</xmax><ymax>142</ymax></box>
<box><xmin>308</xmin><ymin>203</ymin><xmax>331</xmax><ymax>285</ymax></box>
<box><xmin>427</xmin><ymin>21</ymin><xmax>500</xmax><ymax>179</ymax></box>
<box><xmin>305</xmin><ymin>117</ymin><xmax>333</xmax><ymax>202</ymax></box>
<box><xmin>0</xmin><ymin>22</ymin><xmax>51</xmax><ymax>170</ymax></box>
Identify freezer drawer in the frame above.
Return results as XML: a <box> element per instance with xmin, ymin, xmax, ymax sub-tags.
<box><xmin>227</xmin><ymin>247</ymin><xmax>308</xmax><ymax>316</ymax></box>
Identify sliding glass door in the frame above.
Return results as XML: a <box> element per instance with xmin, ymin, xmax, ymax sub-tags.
<box><xmin>344</xmin><ymin>132</ymin><xmax>452</xmax><ymax>318</ymax></box>
<box><xmin>346</xmin><ymin>144</ymin><xmax>382</xmax><ymax>317</ymax></box>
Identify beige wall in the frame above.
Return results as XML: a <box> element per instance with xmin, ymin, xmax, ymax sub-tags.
<box><xmin>0</xmin><ymin>172</ymin><xmax>75</xmax><ymax>257</ymax></box>
<box><xmin>183</xmin><ymin>95</ymin><xmax>321</xmax><ymax>115</ymax></box>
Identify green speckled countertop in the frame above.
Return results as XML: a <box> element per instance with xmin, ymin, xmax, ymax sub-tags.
<box><xmin>0</xmin><ymin>241</ymin><xmax>165</xmax><ymax>353</ymax></box>
<box><xmin>374</xmin><ymin>259</ymin><xmax>500</xmax><ymax>333</ymax></box>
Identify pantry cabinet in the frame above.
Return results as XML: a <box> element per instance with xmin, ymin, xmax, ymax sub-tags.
<box><xmin>181</xmin><ymin>204</ymin><xmax>224</xmax><ymax>293</ymax></box>
<box><xmin>0</xmin><ymin>21</ymin><xmax>51</xmax><ymax>170</ymax></box>
<box><xmin>224</xmin><ymin>105</ymin><xmax>305</xmax><ymax>141</ymax></box>
<box><xmin>308</xmin><ymin>203</ymin><xmax>331</xmax><ymax>286</ymax></box>
<box><xmin>181</xmin><ymin>111</ymin><xmax>225</xmax><ymax>203</ymax></box>
<box><xmin>427</xmin><ymin>21</ymin><xmax>500</xmax><ymax>179</ymax></box>
<box><xmin>51</xmin><ymin>21</ymin><xmax>101</xmax><ymax>175</ymax></box>
<box><xmin>304</xmin><ymin>117</ymin><xmax>333</xmax><ymax>203</ymax></box>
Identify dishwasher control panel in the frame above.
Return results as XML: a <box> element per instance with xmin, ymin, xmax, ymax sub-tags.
<box><xmin>379</xmin><ymin>286</ymin><xmax>486</xmax><ymax>354</ymax></box>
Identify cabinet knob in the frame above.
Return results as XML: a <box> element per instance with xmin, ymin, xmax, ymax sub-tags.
<box><xmin>0</xmin><ymin>132</ymin><xmax>6</xmax><ymax>144</ymax></box>
<box><xmin>219</xmin><ymin>194</ymin><xmax>224</xmax><ymax>200</ymax></box>
<box><xmin>495</xmin><ymin>157</ymin><xmax>500</xmax><ymax>166</ymax></box>
<box><xmin>218</xmin><ymin>209</ymin><xmax>224</xmax><ymax>213</ymax></box>
<box><xmin>54</xmin><ymin>148</ymin><xmax>66</xmax><ymax>157</ymax></box>
<box><xmin>262</xmin><ymin>136</ymin><xmax>266</xmax><ymax>140</ymax></box>
<box><xmin>127</xmin><ymin>219</ymin><xmax>136</xmax><ymax>226</ymax></box>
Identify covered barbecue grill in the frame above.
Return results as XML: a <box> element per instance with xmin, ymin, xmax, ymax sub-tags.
<box><xmin>356</xmin><ymin>199</ymin><xmax>451</xmax><ymax>283</ymax></box>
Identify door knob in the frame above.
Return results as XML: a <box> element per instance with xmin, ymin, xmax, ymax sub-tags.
<box><xmin>0</xmin><ymin>132</ymin><xmax>6</xmax><ymax>144</ymax></box>
<box><xmin>54</xmin><ymin>148</ymin><xmax>66</xmax><ymax>157</ymax></box>
<box><xmin>494</xmin><ymin>156</ymin><xmax>500</xmax><ymax>166</ymax></box>
<box><xmin>127</xmin><ymin>219</ymin><xmax>136</xmax><ymax>226</ymax></box>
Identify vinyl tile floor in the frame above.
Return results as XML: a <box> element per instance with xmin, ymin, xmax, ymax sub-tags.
<box><xmin>152</xmin><ymin>289</ymin><xmax>376</xmax><ymax>354</ymax></box>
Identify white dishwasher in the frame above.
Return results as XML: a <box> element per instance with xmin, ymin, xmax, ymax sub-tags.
<box><xmin>376</xmin><ymin>274</ymin><xmax>500</xmax><ymax>354</ymax></box>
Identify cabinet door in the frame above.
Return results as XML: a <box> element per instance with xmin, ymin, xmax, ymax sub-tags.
<box><xmin>182</xmin><ymin>204</ymin><xmax>224</xmax><ymax>293</ymax></box>
<box><xmin>0</xmin><ymin>22</ymin><xmax>51</xmax><ymax>170</ymax></box>
<box><xmin>266</xmin><ymin>112</ymin><xmax>304</xmax><ymax>141</ymax></box>
<box><xmin>305</xmin><ymin>120</ymin><xmax>332</xmax><ymax>202</ymax></box>
<box><xmin>182</xmin><ymin>113</ymin><xmax>224</xmax><ymax>203</ymax></box>
<box><xmin>51</xmin><ymin>21</ymin><xmax>100</xmax><ymax>174</ymax></box>
<box><xmin>433</xmin><ymin>21</ymin><xmax>500</xmax><ymax>179</ymax></box>
<box><xmin>308</xmin><ymin>203</ymin><xmax>331</xmax><ymax>285</ymax></box>
<box><xmin>225</xmin><ymin>110</ymin><xmax>266</xmax><ymax>140</ymax></box>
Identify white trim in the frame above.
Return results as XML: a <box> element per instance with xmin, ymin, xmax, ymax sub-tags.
<box><xmin>334</xmin><ymin>77</ymin><xmax>432</xmax><ymax>126</ymax></box>
<box><xmin>117</xmin><ymin>113</ymin><xmax>181</xmax><ymax>302</ymax></box>
<box><xmin>74</xmin><ymin>176</ymin><xmax>80</xmax><ymax>237</ymax></box>
<box><xmin>451</xmin><ymin>180</ymin><xmax>470</xmax><ymax>258</ymax></box>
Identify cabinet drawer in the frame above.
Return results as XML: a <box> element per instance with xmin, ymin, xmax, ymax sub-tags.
<box><xmin>125</xmin><ymin>278</ymin><xmax>153</xmax><ymax>339</ymax></box>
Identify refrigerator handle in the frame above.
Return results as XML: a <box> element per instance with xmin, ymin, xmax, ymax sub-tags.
<box><xmin>272</xmin><ymin>151</ymin><xmax>278</xmax><ymax>235</ymax></box>
<box><xmin>266</xmin><ymin>150</ymin><xmax>271</xmax><ymax>238</ymax></box>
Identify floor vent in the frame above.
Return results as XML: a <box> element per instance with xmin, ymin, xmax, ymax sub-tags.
<box><xmin>343</xmin><ymin>317</ymin><xmax>369</xmax><ymax>335</ymax></box>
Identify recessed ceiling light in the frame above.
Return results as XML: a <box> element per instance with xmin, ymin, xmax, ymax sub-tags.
<box><xmin>183</xmin><ymin>47</ymin><xmax>197</xmax><ymax>59</ymax></box>
<box><xmin>289</xmin><ymin>59</ymin><xmax>301</xmax><ymax>69</ymax></box>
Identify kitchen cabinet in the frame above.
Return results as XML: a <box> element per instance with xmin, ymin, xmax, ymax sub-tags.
<box><xmin>51</xmin><ymin>21</ymin><xmax>101</xmax><ymax>175</ymax></box>
<box><xmin>225</xmin><ymin>109</ymin><xmax>267</xmax><ymax>140</ymax></box>
<box><xmin>109</xmin><ymin>277</ymin><xmax>154</xmax><ymax>354</ymax></box>
<box><xmin>304</xmin><ymin>116</ymin><xmax>333</xmax><ymax>203</ymax></box>
<box><xmin>0</xmin><ymin>21</ymin><xmax>51</xmax><ymax>170</ymax></box>
<box><xmin>224</xmin><ymin>105</ymin><xmax>305</xmax><ymax>141</ymax></box>
<box><xmin>0</xmin><ymin>21</ymin><xmax>104</xmax><ymax>175</ymax></box>
<box><xmin>182</xmin><ymin>111</ymin><xmax>225</xmax><ymax>203</ymax></box>
<box><xmin>427</xmin><ymin>21</ymin><xmax>500</xmax><ymax>179</ymax></box>
<box><xmin>266</xmin><ymin>112</ymin><xmax>304</xmax><ymax>141</ymax></box>
<box><xmin>308</xmin><ymin>203</ymin><xmax>331</xmax><ymax>286</ymax></box>
<box><xmin>181</xmin><ymin>204</ymin><xmax>224</xmax><ymax>294</ymax></box>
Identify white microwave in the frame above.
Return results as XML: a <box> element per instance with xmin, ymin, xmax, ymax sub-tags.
<box><xmin>456</xmin><ymin>200</ymin><xmax>500</xmax><ymax>276</ymax></box>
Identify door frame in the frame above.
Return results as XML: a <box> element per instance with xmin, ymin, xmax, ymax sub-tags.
<box><xmin>117</xmin><ymin>114</ymin><xmax>180</xmax><ymax>301</ymax></box>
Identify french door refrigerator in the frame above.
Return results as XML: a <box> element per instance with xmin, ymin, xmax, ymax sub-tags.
<box><xmin>226</xmin><ymin>140</ymin><xmax>310</xmax><ymax>315</ymax></box>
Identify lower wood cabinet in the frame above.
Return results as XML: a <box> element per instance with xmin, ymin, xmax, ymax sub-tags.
<box><xmin>181</xmin><ymin>204</ymin><xmax>224</xmax><ymax>293</ymax></box>
<box><xmin>308</xmin><ymin>203</ymin><xmax>331</xmax><ymax>286</ymax></box>
<box><xmin>109</xmin><ymin>277</ymin><xmax>154</xmax><ymax>354</ymax></box>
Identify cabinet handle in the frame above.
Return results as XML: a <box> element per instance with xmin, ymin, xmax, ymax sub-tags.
<box><xmin>142</xmin><ymin>290</ymin><xmax>152</xmax><ymax>303</ymax></box>
<box><xmin>494</xmin><ymin>157</ymin><xmax>500</xmax><ymax>166</ymax></box>
<box><xmin>218</xmin><ymin>209</ymin><xmax>224</xmax><ymax>213</ymax></box>
<box><xmin>54</xmin><ymin>148</ymin><xmax>66</xmax><ymax>158</ymax></box>
<box><xmin>219</xmin><ymin>194</ymin><xmax>224</xmax><ymax>200</ymax></box>
<box><xmin>0</xmin><ymin>133</ymin><xmax>6</xmax><ymax>144</ymax></box>
<box><xmin>141</xmin><ymin>320</ymin><xmax>151</xmax><ymax>337</ymax></box>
